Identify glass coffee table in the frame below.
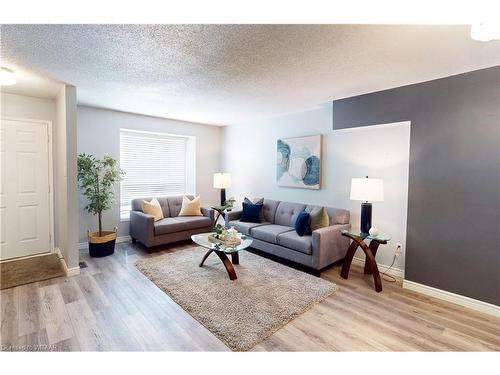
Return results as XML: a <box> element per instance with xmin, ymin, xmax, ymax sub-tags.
<box><xmin>191</xmin><ymin>233</ymin><xmax>253</xmax><ymax>280</ymax></box>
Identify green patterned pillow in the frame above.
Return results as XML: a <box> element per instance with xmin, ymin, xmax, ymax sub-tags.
<box><xmin>310</xmin><ymin>207</ymin><xmax>329</xmax><ymax>231</ymax></box>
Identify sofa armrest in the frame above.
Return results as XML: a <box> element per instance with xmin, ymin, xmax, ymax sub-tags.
<box><xmin>312</xmin><ymin>223</ymin><xmax>351</xmax><ymax>269</ymax></box>
<box><xmin>201</xmin><ymin>207</ymin><xmax>215</xmax><ymax>226</ymax></box>
<box><xmin>225</xmin><ymin>210</ymin><xmax>242</xmax><ymax>226</ymax></box>
<box><xmin>129</xmin><ymin>210</ymin><xmax>154</xmax><ymax>245</ymax></box>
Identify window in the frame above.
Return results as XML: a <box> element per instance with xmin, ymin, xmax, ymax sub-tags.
<box><xmin>119</xmin><ymin>129</ymin><xmax>195</xmax><ymax>220</ymax></box>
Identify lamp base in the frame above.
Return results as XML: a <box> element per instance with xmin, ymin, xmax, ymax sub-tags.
<box><xmin>220</xmin><ymin>188</ymin><xmax>226</xmax><ymax>206</ymax></box>
<box><xmin>360</xmin><ymin>202</ymin><xmax>372</xmax><ymax>235</ymax></box>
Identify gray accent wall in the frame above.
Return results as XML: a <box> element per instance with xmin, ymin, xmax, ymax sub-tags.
<box><xmin>332</xmin><ymin>66</ymin><xmax>500</xmax><ymax>305</ymax></box>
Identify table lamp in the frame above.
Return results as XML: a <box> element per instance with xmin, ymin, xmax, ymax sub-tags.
<box><xmin>350</xmin><ymin>176</ymin><xmax>384</xmax><ymax>234</ymax></box>
<box><xmin>213</xmin><ymin>172</ymin><xmax>231</xmax><ymax>206</ymax></box>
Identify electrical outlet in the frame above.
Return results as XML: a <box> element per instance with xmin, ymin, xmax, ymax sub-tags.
<box><xmin>395</xmin><ymin>243</ymin><xmax>403</xmax><ymax>256</ymax></box>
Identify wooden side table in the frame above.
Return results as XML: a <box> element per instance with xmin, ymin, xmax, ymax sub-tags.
<box><xmin>340</xmin><ymin>230</ymin><xmax>390</xmax><ymax>292</ymax></box>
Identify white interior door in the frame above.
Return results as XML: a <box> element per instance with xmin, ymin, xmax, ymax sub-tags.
<box><xmin>0</xmin><ymin>118</ymin><xmax>52</xmax><ymax>261</ymax></box>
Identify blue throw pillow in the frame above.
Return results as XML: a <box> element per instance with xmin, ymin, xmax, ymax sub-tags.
<box><xmin>295</xmin><ymin>210</ymin><xmax>312</xmax><ymax>236</ymax></box>
<box><xmin>240</xmin><ymin>202</ymin><xmax>263</xmax><ymax>223</ymax></box>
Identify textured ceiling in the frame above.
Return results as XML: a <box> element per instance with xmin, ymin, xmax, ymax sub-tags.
<box><xmin>1</xmin><ymin>24</ymin><xmax>499</xmax><ymax>125</ymax></box>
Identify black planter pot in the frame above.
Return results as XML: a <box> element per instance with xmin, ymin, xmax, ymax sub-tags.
<box><xmin>88</xmin><ymin>229</ymin><xmax>117</xmax><ymax>257</ymax></box>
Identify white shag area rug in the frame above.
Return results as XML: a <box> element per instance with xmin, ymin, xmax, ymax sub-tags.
<box><xmin>135</xmin><ymin>247</ymin><xmax>337</xmax><ymax>351</ymax></box>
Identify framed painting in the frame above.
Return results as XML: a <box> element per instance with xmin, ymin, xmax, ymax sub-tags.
<box><xmin>276</xmin><ymin>135</ymin><xmax>321</xmax><ymax>189</ymax></box>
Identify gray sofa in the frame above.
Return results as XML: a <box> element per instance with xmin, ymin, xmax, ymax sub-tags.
<box><xmin>225</xmin><ymin>199</ymin><xmax>350</xmax><ymax>273</ymax></box>
<box><xmin>129</xmin><ymin>195</ymin><xmax>214</xmax><ymax>249</ymax></box>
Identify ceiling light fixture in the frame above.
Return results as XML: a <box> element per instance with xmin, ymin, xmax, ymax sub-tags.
<box><xmin>470</xmin><ymin>23</ymin><xmax>500</xmax><ymax>42</ymax></box>
<box><xmin>0</xmin><ymin>67</ymin><xmax>17</xmax><ymax>86</ymax></box>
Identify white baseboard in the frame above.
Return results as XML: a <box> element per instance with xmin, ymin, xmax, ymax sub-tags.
<box><xmin>403</xmin><ymin>279</ymin><xmax>500</xmax><ymax>317</ymax></box>
<box><xmin>352</xmin><ymin>256</ymin><xmax>404</xmax><ymax>278</ymax></box>
<box><xmin>55</xmin><ymin>247</ymin><xmax>80</xmax><ymax>277</ymax></box>
<box><xmin>78</xmin><ymin>235</ymin><xmax>131</xmax><ymax>250</ymax></box>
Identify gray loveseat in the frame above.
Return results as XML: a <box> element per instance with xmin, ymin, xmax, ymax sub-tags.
<box><xmin>130</xmin><ymin>195</ymin><xmax>214</xmax><ymax>249</ymax></box>
<box><xmin>225</xmin><ymin>199</ymin><xmax>350</xmax><ymax>273</ymax></box>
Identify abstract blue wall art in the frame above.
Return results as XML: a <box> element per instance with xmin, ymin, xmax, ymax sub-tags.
<box><xmin>276</xmin><ymin>135</ymin><xmax>321</xmax><ymax>189</ymax></box>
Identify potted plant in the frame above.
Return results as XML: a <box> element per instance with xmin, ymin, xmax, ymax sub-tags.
<box><xmin>77</xmin><ymin>153</ymin><xmax>125</xmax><ymax>257</ymax></box>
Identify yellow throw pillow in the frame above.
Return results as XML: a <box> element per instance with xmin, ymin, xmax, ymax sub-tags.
<box><xmin>142</xmin><ymin>198</ymin><xmax>164</xmax><ymax>221</ymax></box>
<box><xmin>178</xmin><ymin>195</ymin><xmax>203</xmax><ymax>216</ymax></box>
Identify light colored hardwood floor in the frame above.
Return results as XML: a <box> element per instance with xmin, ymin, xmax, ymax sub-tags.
<box><xmin>1</xmin><ymin>241</ymin><xmax>499</xmax><ymax>351</ymax></box>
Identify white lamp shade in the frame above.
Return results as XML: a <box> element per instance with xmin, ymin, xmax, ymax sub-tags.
<box><xmin>350</xmin><ymin>177</ymin><xmax>384</xmax><ymax>202</ymax></box>
<box><xmin>213</xmin><ymin>173</ymin><xmax>231</xmax><ymax>189</ymax></box>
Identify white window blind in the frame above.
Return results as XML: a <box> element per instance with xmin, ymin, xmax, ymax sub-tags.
<box><xmin>120</xmin><ymin>129</ymin><xmax>191</xmax><ymax>219</ymax></box>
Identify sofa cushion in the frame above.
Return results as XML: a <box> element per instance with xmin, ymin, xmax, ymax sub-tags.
<box><xmin>228</xmin><ymin>220</ymin><xmax>269</xmax><ymax>235</ymax></box>
<box><xmin>168</xmin><ymin>195</ymin><xmax>194</xmax><ymax>217</ymax></box>
<box><xmin>262</xmin><ymin>199</ymin><xmax>280</xmax><ymax>223</ymax></box>
<box><xmin>240</xmin><ymin>202</ymin><xmax>263</xmax><ymax>223</ymax></box>
<box><xmin>274</xmin><ymin>201</ymin><xmax>307</xmax><ymax>227</ymax></box>
<box><xmin>277</xmin><ymin>231</ymin><xmax>313</xmax><ymax>255</ymax></box>
<box><xmin>154</xmin><ymin>216</ymin><xmax>211</xmax><ymax>236</ymax></box>
<box><xmin>173</xmin><ymin>216</ymin><xmax>212</xmax><ymax>230</ymax></box>
<box><xmin>154</xmin><ymin>218</ymin><xmax>185</xmax><ymax>235</ymax></box>
<box><xmin>250</xmin><ymin>224</ymin><xmax>294</xmax><ymax>244</ymax></box>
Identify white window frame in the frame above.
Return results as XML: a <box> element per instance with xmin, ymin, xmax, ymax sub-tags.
<box><xmin>119</xmin><ymin>128</ymin><xmax>196</xmax><ymax>221</ymax></box>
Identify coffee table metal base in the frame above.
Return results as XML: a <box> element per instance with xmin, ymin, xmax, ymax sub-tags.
<box><xmin>199</xmin><ymin>249</ymin><xmax>239</xmax><ymax>280</ymax></box>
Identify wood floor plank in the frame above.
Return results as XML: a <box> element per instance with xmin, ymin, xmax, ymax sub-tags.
<box><xmin>38</xmin><ymin>284</ymin><xmax>74</xmax><ymax>345</ymax></box>
<box><xmin>93</xmin><ymin>307</ymin><xmax>143</xmax><ymax>351</ymax></box>
<box><xmin>65</xmin><ymin>298</ymin><xmax>113</xmax><ymax>351</ymax></box>
<box><xmin>17</xmin><ymin>283</ymin><xmax>42</xmax><ymax>337</ymax></box>
<box><xmin>51</xmin><ymin>336</ymin><xmax>81</xmax><ymax>351</ymax></box>
<box><xmin>58</xmin><ymin>277</ymin><xmax>84</xmax><ymax>304</ymax></box>
<box><xmin>73</xmin><ymin>273</ymin><xmax>111</xmax><ymax>311</ymax></box>
<box><xmin>0</xmin><ymin>288</ymin><xmax>19</xmax><ymax>349</ymax></box>
<box><xmin>314</xmin><ymin>298</ymin><xmax>419</xmax><ymax>351</ymax></box>
<box><xmin>122</xmin><ymin>312</ymin><xmax>171</xmax><ymax>351</ymax></box>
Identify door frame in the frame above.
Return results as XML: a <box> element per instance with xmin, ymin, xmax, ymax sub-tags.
<box><xmin>1</xmin><ymin>116</ymin><xmax>55</xmax><ymax>259</ymax></box>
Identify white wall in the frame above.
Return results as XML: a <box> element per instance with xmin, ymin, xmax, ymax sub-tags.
<box><xmin>77</xmin><ymin>106</ymin><xmax>223</xmax><ymax>242</ymax></box>
<box><xmin>1</xmin><ymin>92</ymin><xmax>56</xmax><ymax>121</ymax></box>
<box><xmin>222</xmin><ymin>104</ymin><xmax>410</xmax><ymax>272</ymax></box>
<box><xmin>55</xmin><ymin>85</ymin><xmax>79</xmax><ymax>269</ymax></box>
<box><xmin>329</xmin><ymin>122</ymin><xmax>410</xmax><ymax>271</ymax></box>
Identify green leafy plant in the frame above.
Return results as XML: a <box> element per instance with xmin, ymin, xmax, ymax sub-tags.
<box><xmin>77</xmin><ymin>153</ymin><xmax>125</xmax><ymax>237</ymax></box>
<box><xmin>224</xmin><ymin>197</ymin><xmax>236</xmax><ymax>210</ymax></box>
<box><xmin>213</xmin><ymin>223</ymin><xmax>226</xmax><ymax>239</ymax></box>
